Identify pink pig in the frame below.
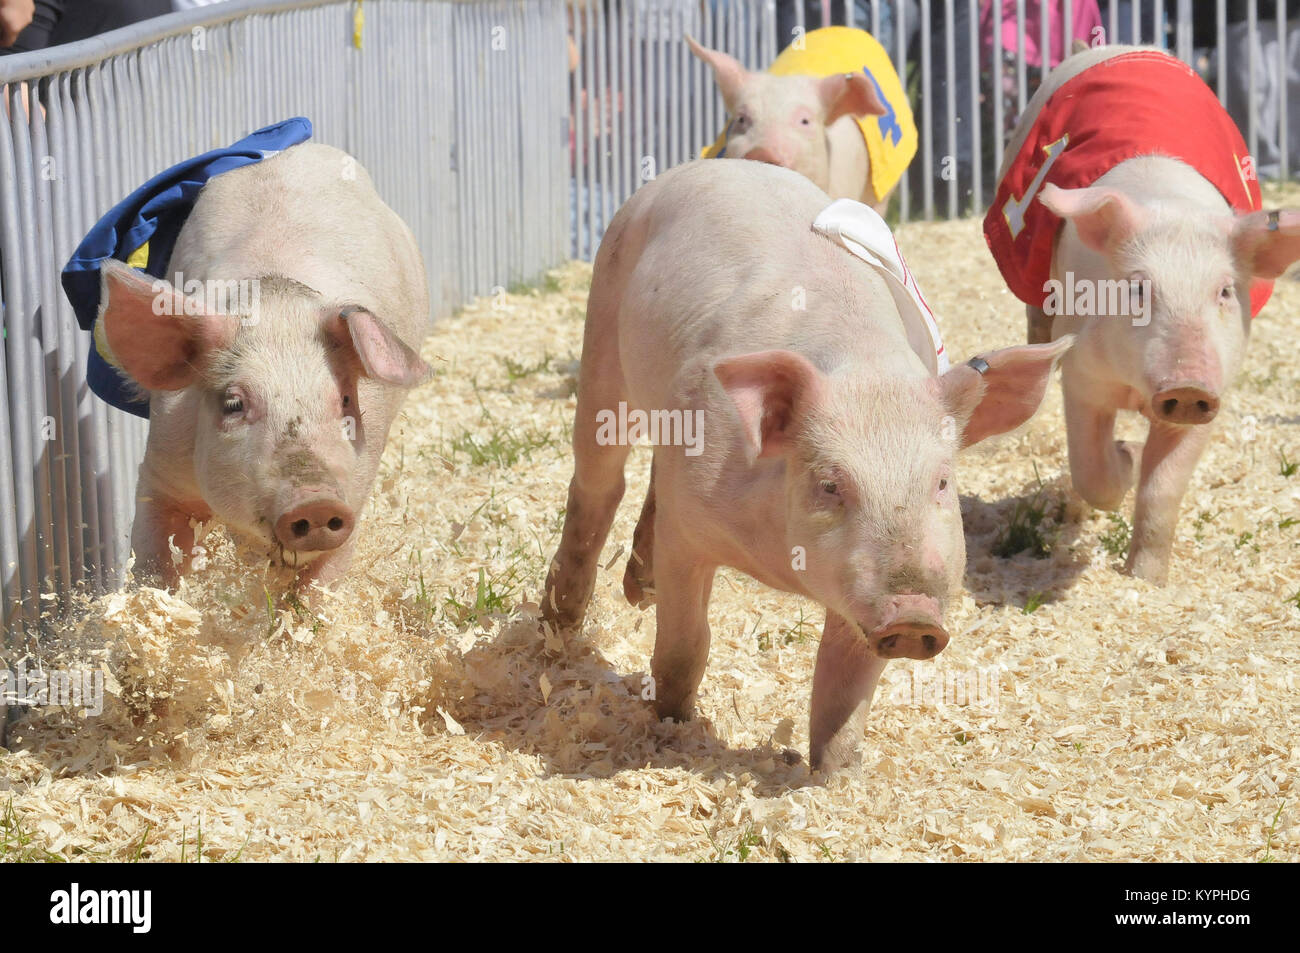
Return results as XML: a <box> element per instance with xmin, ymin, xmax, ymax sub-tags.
<box><xmin>97</xmin><ymin>143</ymin><xmax>431</xmax><ymax>588</ymax></box>
<box><xmin>687</xmin><ymin>33</ymin><xmax>894</xmax><ymax>213</ymax></box>
<box><xmin>987</xmin><ymin>46</ymin><xmax>1300</xmax><ymax>583</ymax></box>
<box><xmin>543</xmin><ymin>159</ymin><xmax>1071</xmax><ymax>770</ymax></box>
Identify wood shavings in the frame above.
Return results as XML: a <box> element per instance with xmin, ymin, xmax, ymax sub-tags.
<box><xmin>3</xmin><ymin>199</ymin><xmax>1298</xmax><ymax>860</ymax></box>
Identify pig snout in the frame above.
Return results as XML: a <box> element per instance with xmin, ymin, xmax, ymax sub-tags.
<box><xmin>274</xmin><ymin>495</ymin><xmax>355</xmax><ymax>552</ymax></box>
<box><xmin>1150</xmin><ymin>382</ymin><xmax>1220</xmax><ymax>425</ymax></box>
<box><xmin>864</xmin><ymin>595</ymin><xmax>950</xmax><ymax>660</ymax></box>
<box><xmin>742</xmin><ymin>145</ymin><xmax>792</xmax><ymax>169</ymax></box>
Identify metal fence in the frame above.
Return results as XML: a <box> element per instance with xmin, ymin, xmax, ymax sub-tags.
<box><xmin>569</xmin><ymin>0</ymin><xmax>1300</xmax><ymax>253</ymax></box>
<box><xmin>1</xmin><ymin>0</ymin><xmax>1294</xmax><ymax>647</ymax></box>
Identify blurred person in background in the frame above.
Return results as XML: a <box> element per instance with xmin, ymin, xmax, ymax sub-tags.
<box><xmin>1</xmin><ymin>0</ymin><xmax>35</xmax><ymax>48</ymax></box>
<box><xmin>777</xmin><ymin>1</ymin><xmax>919</xmax><ymax>55</ymax></box>
<box><xmin>1</xmin><ymin>0</ymin><xmax>169</xmax><ymax>53</ymax></box>
<box><xmin>980</xmin><ymin>0</ymin><xmax>1103</xmax><ymax>137</ymax></box>
<box><xmin>1221</xmin><ymin>0</ymin><xmax>1299</xmax><ymax>181</ymax></box>
<box><xmin>919</xmin><ymin>1</ymin><xmax>1100</xmax><ymax>217</ymax></box>
<box><xmin>1094</xmin><ymin>1</ymin><xmax>1155</xmax><ymax>45</ymax></box>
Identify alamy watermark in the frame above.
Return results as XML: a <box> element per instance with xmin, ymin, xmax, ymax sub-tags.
<box><xmin>49</xmin><ymin>883</ymin><xmax>151</xmax><ymax>933</ymax></box>
<box><xmin>595</xmin><ymin>402</ymin><xmax>704</xmax><ymax>456</ymax></box>
<box><xmin>1</xmin><ymin>663</ymin><xmax>104</xmax><ymax>717</ymax></box>
<box><xmin>152</xmin><ymin>273</ymin><xmax>262</xmax><ymax>326</ymax></box>
<box><xmin>1043</xmin><ymin>272</ymin><xmax>1151</xmax><ymax>326</ymax></box>
<box><xmin>884</xmin><ymin>664</ymin><xmax>1001</xmax><ymax>713</ymax></box>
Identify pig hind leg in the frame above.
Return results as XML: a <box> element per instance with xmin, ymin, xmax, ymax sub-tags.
<box><xmin>809</xmin><ymin>613</ymin><xmax>888</xmax><ymax>771</ymax></box>
<box><xmin>622</xmin><ymin>456</ymin><xmax>657</xmax><ymax>608</ymax></box>
<box><xmin>649</xmin><ymin>513</ymin><xmax>717</xmax><ymax>722</ymax></box>
<box><xmin>1027</xmin><ymin>304</ymin><xmax>1053</xmax><ymax>345</ymax></box>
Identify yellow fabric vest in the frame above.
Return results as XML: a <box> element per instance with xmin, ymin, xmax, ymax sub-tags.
<box><xmin>701</xmin><ymin>26</ymin><xmax>917</xmax><ymax>202</ymax></box>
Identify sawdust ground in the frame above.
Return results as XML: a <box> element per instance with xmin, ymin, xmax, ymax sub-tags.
<box><xmin>2</xmin><ymin>191</ymin><xmax>1297</xmax><ymax>862</ymax></box>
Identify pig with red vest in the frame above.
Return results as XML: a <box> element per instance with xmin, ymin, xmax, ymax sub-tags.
<box><xmin>985</xmin><ymin>45</ymin><xmax>1300</xmax><ymax>584</ymax></box>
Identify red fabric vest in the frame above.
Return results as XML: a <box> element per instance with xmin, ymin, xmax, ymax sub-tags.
<box><xmin>984</xmin><ymin>50</ymin><xmax>1271</xmax><ymax>318</ymax></box>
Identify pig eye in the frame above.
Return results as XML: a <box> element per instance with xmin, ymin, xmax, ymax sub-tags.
<box><xmin>732</xmin><ymin>113</ymin><xmax>751</xmax><ymax>133</ymax></box>
<box><xmin>818</xmin><ymin>479</ymin><xmax>840</xmax><ymax>498</ymax></box>
<box><xmin>935</xmin><ymin>468</ymin><xmax>954</xmax><ymax>502</ymax></box>
<box><xmin>221</xmin><ymin>390</ymin><xmax>244</xmax><ymax>415</ymax></box>
<box><xmin>1218</xmin><ymin>283</ymin><xmax>1235</xmax><ymax>305</ymax></box>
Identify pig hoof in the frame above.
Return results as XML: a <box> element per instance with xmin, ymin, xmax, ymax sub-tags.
<box><xmin>810</xmin><ymin>740</ymin><xmax>862</xmax><ymax>775</ymax></box>
<box><xmin>540</xmin><ymin>581</ymin><xmax>589</xmax><ymax>630</ymax></box>
<box><xmin>653</xmin><ymin>698</ymin><xmax>696</xmax><ymax>724</ymax></box>
<box><xmin>541</xmin><ymin>605</ymin><xmax>586</xmax><ymax>631</ymax></box>
<box><xmin>621</xmin><ymin>563</ymin><xmax>656</xmax><ymax>609</ymax></box>
<box><xmin>1124</xmin><ymin>551</ymin><xmax>1170</xmax><ymax>586</ymax></box>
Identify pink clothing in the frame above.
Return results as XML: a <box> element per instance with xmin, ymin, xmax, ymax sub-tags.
<box><xmin>981</xmin><ymin>1</ymin><xmax>1104</xmax><ymax>70</ymax></box>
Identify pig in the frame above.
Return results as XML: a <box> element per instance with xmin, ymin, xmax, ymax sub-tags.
<box><xmin>986</xmin><ymin>45</ymin><xmax>1300</xmax><ymax>584</ymax></box>
<box><xmin>95</xmin><ymin>143</ymin><xmax>431</xmax><ymax>588</ymax></box>
<box><xmin>688</xmin><ymin>26</ymin><xmax>917</xmax><ymax>215</ymax></box>
<box><xmin>542</xmin><ymin>159</ymin><xmax>1071</xmax><ymax>771</ymax></box>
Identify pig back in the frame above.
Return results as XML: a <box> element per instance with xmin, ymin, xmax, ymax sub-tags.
<box><xmin>611</xmin><ymin>160</ymin><xmax>920</xmax><ymax>398</ymax></box>
<box><xmin>167</xmin><ymin>142</ymin><xmax>430</xmax><ymax>351</ymax></box>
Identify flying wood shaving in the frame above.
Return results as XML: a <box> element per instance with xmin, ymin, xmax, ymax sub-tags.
<box><xmin>437</xmin><ymin>708</ymin><xmax>466</xmax><ymax>736</ymax></box>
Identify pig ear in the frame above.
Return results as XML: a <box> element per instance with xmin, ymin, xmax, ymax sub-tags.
<box><xmin>713</xmin><ymin>349</ymin><xmax>823</xmax><ymax>459</ymax></box>
<box><xmin>940</xmin><ymin>336</ymin><xmax>1075</xmax><ymax>448</ymax></box>
<box><xmin>341</xmin><ymin>307</ymin><xmax>431</xmax><ymax>387</ymax></box>
<box><xmin>99</xmin><ymin>259</ymin><xmax>239</xmax><ymax>391</ymax></box>
<box><xmin>1038</xmin><ymin>184</ymin><xmax>1147</xmax><ymax>255</ymax></box>
<box><xmin>1231</xmin><ymin>208</ymin><xmax>1300</xmax><ymax>278</ymax></box>
<box><xmin>685</xmin><ymin>35</ymin><xmax>749</xmax><ymax>106</ymax></box>
<box><xmin>818</xmin><ymin>71</ymin><xmax>887</xmax><ymax>124</ymax></box>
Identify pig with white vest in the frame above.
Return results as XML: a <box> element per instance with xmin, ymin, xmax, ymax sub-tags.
<box><xmin>985</xmin><ymin>45</ymin><xmax>1300</xmax><ymax>584</ymax></box>
<box><xmin>543</xmin><ymin>159</ymin><xmax>1071</xmax><ymax>770</ymax></box>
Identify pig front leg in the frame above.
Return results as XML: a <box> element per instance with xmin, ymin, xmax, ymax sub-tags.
<box><xmin>544</xmin><ymin>465</ymin><xmax>629</xmax><ymax>629</ymax></box>
<box><xmin>648</xmin><ymin>526</ymin><xmax>717</xmax><ymax>722</ymax></box>
<box><xmin>1126</xmin><ymin>420</ymin><xmax>1213</xmax><ymax>584</ymax></box>
<box><xmin>622</xmin><ymin>456</ymin><xmax>656</xmax><ymax>609</ymax></box>
<box><xmin>292</xmin><ymin>535</ymin><xmax>357</xmax><ymax>590</ymax></box>
<box><xmin>1063</xmin><ymin>380</ymin><xmax>1142</xmax><ymax>511</ymax></box>
<box><xmin>130</xmin><ymin>491</ymin><xmax>206</xmax><ymax>589</ymax></box>
<box><xmin>542</xmin><ymin>404</ymin><xmax>633</xmax><ymax>631</ymax></box>
<box><xmin>809</xmin><ymin>613</ymin><xmax>888</xmax><ymax>772</ymax></box>
<box><xmin>542</xmin><ymin>276</ymin><xmax>634</xmax><ymax>631</ymax></box>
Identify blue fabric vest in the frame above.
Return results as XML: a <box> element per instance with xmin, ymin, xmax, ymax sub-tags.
<box><xmin>62</xmin><ymin>117</ymin><xmax>313</xmax><ymax>418</ymax></box>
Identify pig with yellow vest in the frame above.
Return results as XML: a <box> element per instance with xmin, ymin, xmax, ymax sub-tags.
<box><xmin>690</xmin><ymin>26</ymin><xmax>917</xmax><ymax>214</ymax></box>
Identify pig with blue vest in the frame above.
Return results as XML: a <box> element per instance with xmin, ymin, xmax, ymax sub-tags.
<box><xmin>81</xmin><ymin>140</ymin><xmax>431</xmax><ymax>588</ymax></box>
